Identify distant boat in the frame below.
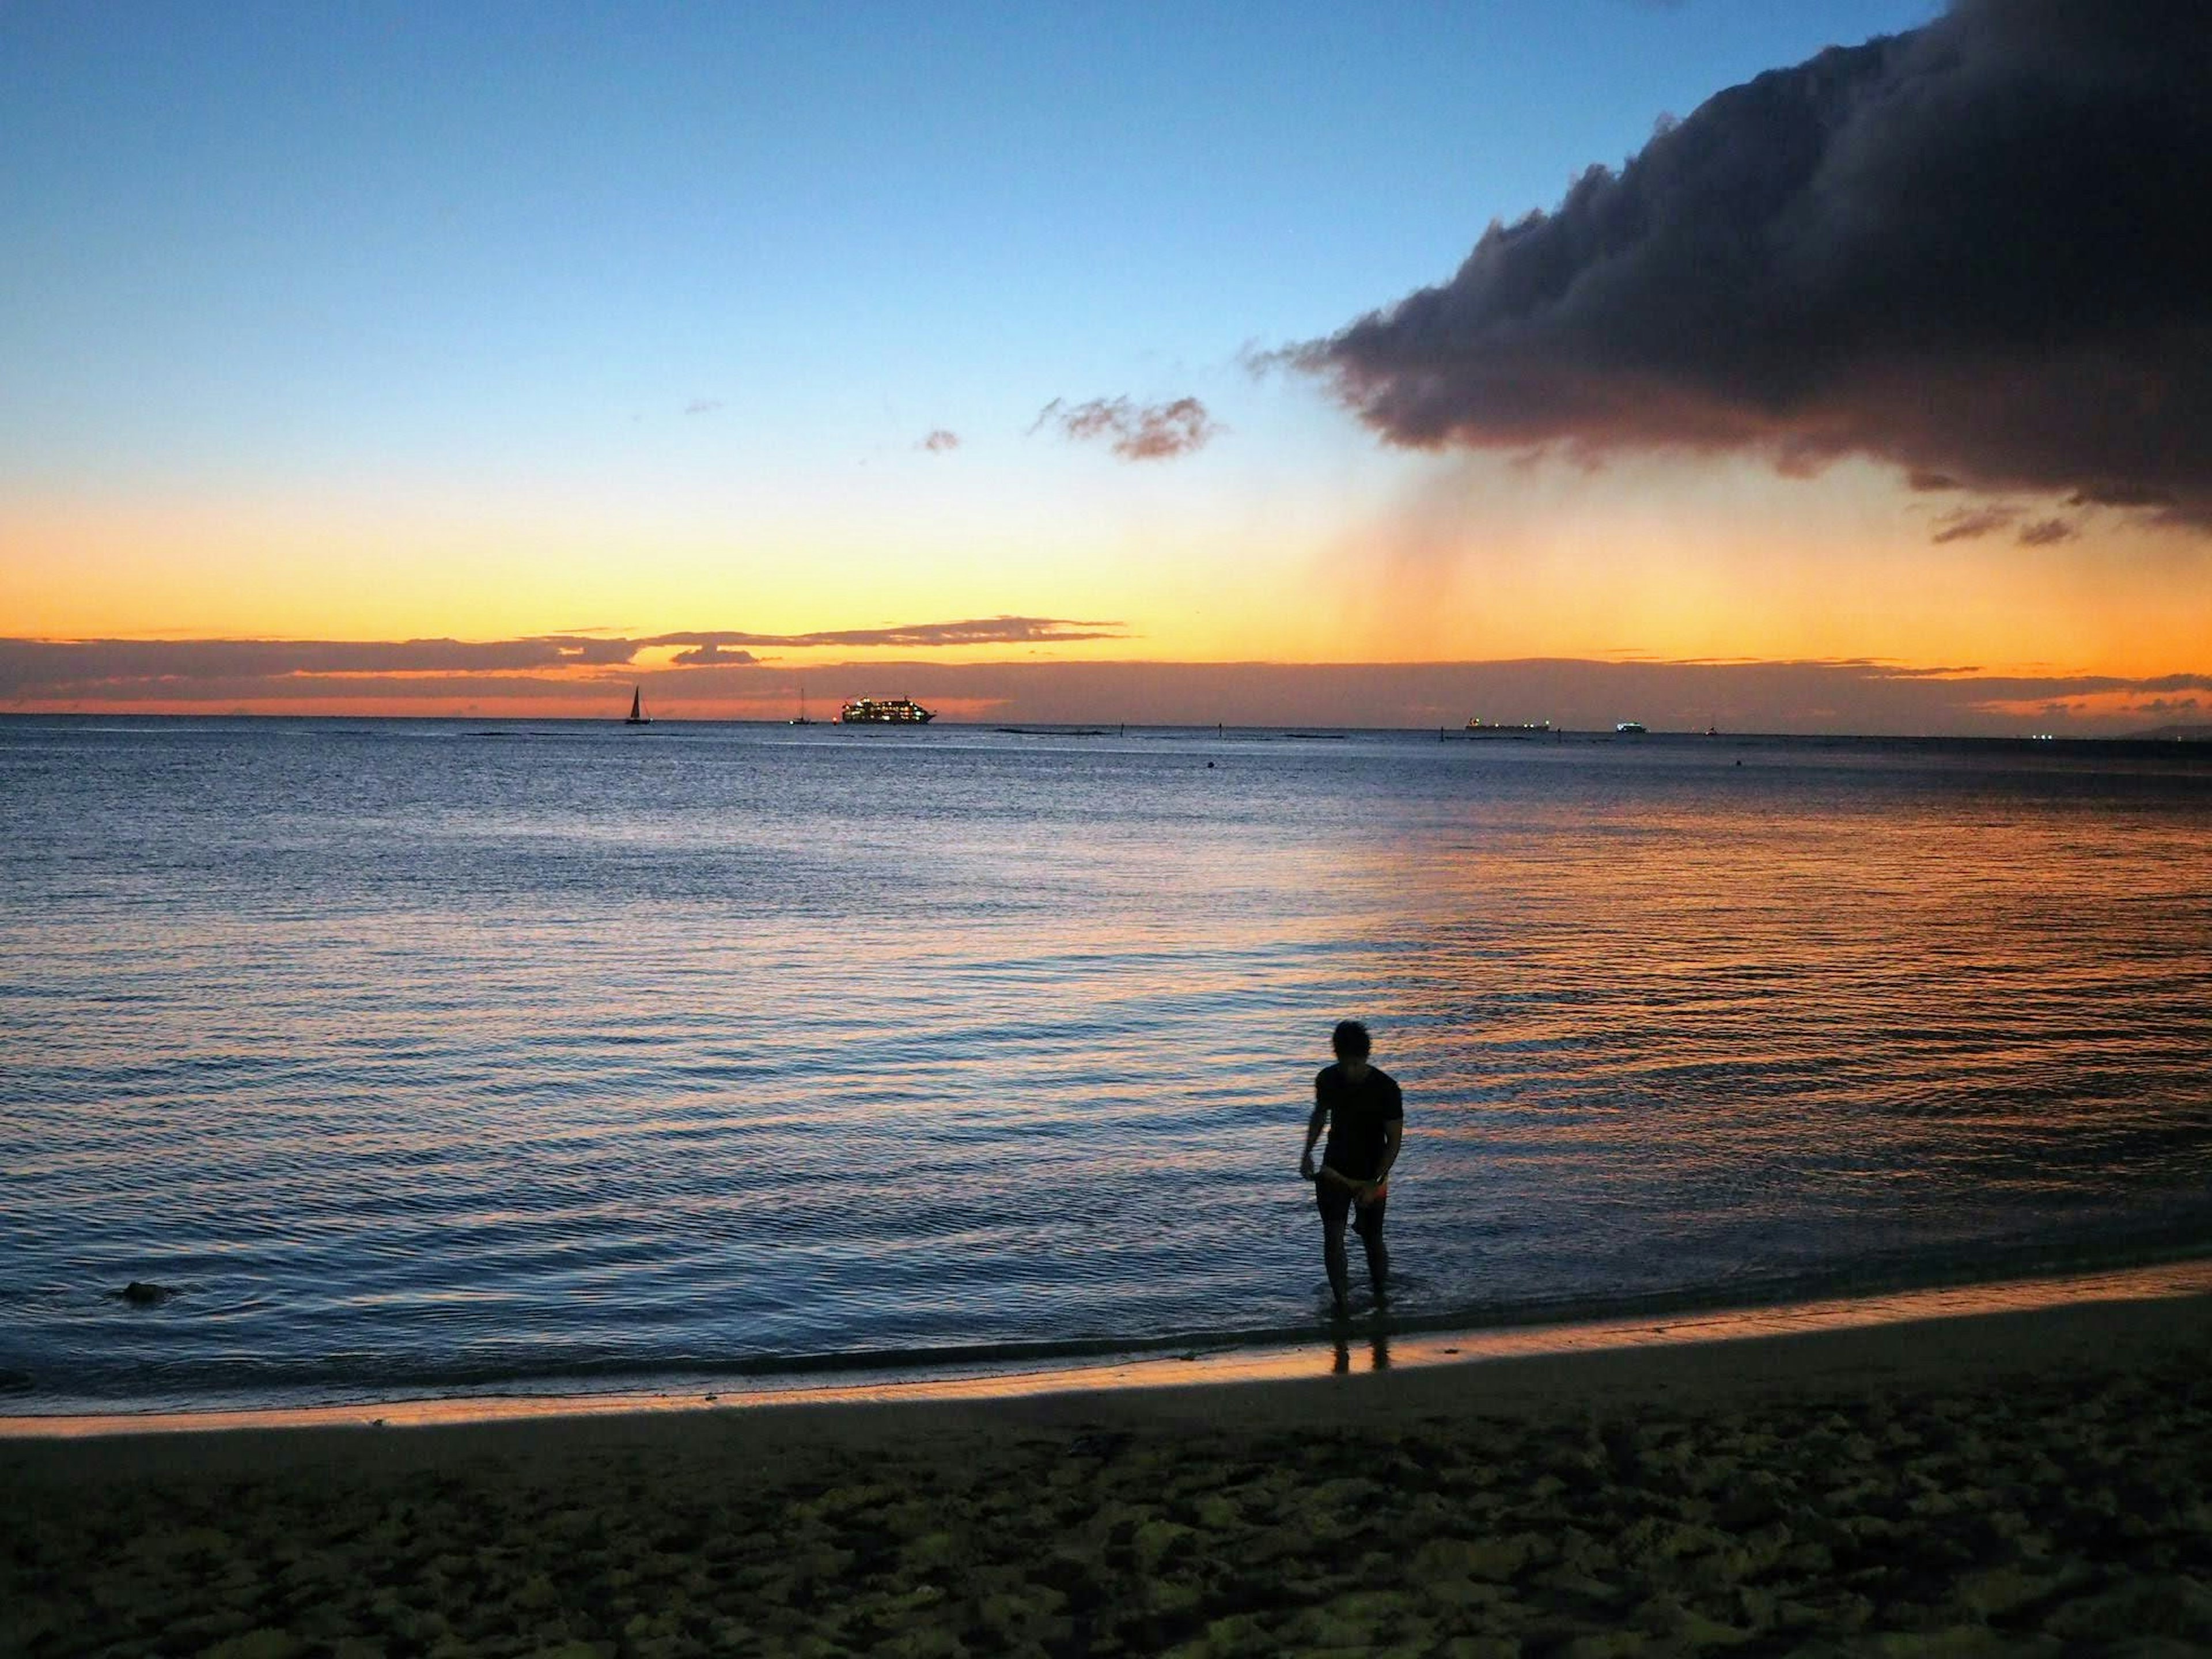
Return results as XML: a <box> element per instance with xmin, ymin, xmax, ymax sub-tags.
<box><xmin>1452</xmin><ymin>718</ymin><xmax>1551</xmax><ymax>739</ymax></box>
<box><xmin>1615</xmin><ymin>721</ymin><xmax>1646</xmax><ymax>736</ymax></box>
<box><xmin>624</xmin><ymin>687</ymin><xmax>651</xmax><ymax>726</ymax></box>
<box><xmin>790</xmin><ymin>684</ymin><xmax>815</xmax><ymax>726</ymax></box>
<box><xmin>838</xmin><ymin>696</ymin><xmax>934</xmax><ymax>724</ymax></box>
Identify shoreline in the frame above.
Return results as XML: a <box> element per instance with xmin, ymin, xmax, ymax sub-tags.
<box><xmin>9</xmin><ymin>1256</ymin><xmax>2212</xmax><ymax>1442</ymax></box>
<box><xmin>9</xmin><ymin>1278</ymin><xmax>2212</xmax><ymax>1656</ymax></box>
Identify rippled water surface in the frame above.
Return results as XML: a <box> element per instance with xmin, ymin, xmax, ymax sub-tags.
<box><xmin>4</xmin><ymin>717</ymin><xmax>2210</xmax><ymax>1411</ymax></box>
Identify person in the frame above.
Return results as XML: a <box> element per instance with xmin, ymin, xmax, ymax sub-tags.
<box><xmin>1298</xmin><ymin>1019</ymin><xmax>1403</xmax><ymax>1315</ymax></box>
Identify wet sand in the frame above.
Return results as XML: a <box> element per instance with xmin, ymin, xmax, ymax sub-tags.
<box><xmin>9</xmin><ymin>1290</ymin><xmax>2212</xmax><ymax>1657</ymax></box>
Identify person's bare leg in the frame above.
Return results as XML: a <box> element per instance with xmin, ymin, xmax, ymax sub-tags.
<box><xmin>1323</xmin><ymin>1217</ymin><xmax>1350</xmax><ymax>1312</ymax></box>
<box><xmin>1357</xmin><ymin>1206</ymin><xmax>1389</xmax><ymax>1304</ymax></box>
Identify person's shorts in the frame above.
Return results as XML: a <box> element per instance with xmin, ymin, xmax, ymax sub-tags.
<box><xmin>1317</xmin><ymin>1177</ymin><xmax>1387</xmax><ymax>1234</ymax></box>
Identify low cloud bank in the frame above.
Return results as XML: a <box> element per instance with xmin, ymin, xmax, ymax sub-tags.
<box><xmin>1298</xmin><ymin>2</ymin><xmax>2212</xmax><ymax>525</ymax></box>
<box><xmin>0</xmin><ymin>616</ymin><xmax>1126</xmax><ymax>696</ymax></box>
<box><xmin>6</xmin><ymin>643</ymin><xmax>2207</xmax><ymax>736</ymax></box>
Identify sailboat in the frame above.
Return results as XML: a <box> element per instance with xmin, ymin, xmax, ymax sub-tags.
<box><xmin>624</xmin><ymin>686</ymin><xmax>651</xmax><ymax>726</ymax></box>
<box><xmin>789</xmin><ymin>684</ymin><xmax>814</xmax><ymax>726</ymax></box>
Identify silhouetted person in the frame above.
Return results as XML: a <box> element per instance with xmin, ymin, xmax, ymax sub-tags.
<box><xmin>1299</xmin><ymin>1019</ymin><xmax>1403</xmax><ymax>1315</ymax></box>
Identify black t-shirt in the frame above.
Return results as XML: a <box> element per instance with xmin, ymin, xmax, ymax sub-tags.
<box><xmin>1317</xmin><ymin>1062</ymin><xmax>1403</xmax><ymax>1182</ymax></box>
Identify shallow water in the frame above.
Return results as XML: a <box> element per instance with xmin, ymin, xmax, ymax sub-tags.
<box><xmin>4</xmin><ymin>717</ymin><xmax>2210</xmax><ymax>1412</ymax></box>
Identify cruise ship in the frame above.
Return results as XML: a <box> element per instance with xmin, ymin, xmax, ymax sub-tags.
<box><xmin>838</xmin><ymin>696</ymin><xmax>935</xmax><ymax>724</ymax></box>
<box><xmin>1453</xmin><ymin>718</ymin><xmax>1551</xmax><ymax>738</ymax></box>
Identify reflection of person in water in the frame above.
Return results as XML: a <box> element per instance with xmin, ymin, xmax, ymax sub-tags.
<box><xmin>1298</xmin><ymin>1019</ymin><xmax>1403</xmax><ymax>1315</ymax></box>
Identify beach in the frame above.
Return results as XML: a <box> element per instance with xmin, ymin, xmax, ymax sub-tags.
<box><xmin>10</xmin><ymin>1291</ymin><xmax>2212</xmax><ymax>1657</ymax></box>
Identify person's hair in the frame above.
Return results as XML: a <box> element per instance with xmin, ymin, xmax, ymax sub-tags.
<box><xmin>1331</xmin><ymin>1019</ymin><xmax>1371</xmax><ymax>1059</ymax></box>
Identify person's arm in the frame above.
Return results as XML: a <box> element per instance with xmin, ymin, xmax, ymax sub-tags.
<box><xmin>1362</xmin><ymin>1119</ymin><xmax>1403</xmax><ymax>1197</ymax></box>
<box><xmin>1299</xmin><ymin>1093</ymin><xmax>1328</xmax><ymax>1179</ymax></box>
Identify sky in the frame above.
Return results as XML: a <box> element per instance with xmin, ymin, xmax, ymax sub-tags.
<box><xmin>3</xmin><ymin>0</ymin><xmax>2207</xmax><ymax>732</ymax></box>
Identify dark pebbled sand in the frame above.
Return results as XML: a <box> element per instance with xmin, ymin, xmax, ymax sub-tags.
<box><xmin>7</xmin><ymin>1293</ymin><xmax>2212</xmax><ymax>1657</ymax></box>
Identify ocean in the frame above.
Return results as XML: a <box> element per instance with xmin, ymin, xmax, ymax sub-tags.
<box><xmin>3</xmin><ymin>715</ymin><xmax>2210</xmax><ymax>1415</ymax></box>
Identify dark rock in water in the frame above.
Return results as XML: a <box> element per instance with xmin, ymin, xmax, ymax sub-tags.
<box><xmin>118</xmin><ymin>1281</ymin><xmax>173</xmax><ymax>1306</ymax></box>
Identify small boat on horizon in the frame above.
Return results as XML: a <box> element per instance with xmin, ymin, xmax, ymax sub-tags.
<box><xmin>838</xmin><ymin>696</ymin><xmax>934</xmax><ymax>724</ymax></box>
<box><xmin>790</xmin><ymin>684</ymin><xmax>815</xmax><ymax>726</ymax></box>
<box><xmin>1615</xmin><ymin>721</ymin><xmax>1647</xmax><ymax>736</ymax></box>
<box><xmin>623</xmin><ymin>686</ymin><xmax>651</xmax><ymax>726</ymax></box>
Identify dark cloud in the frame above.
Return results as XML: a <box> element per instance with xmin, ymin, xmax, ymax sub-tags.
<box><xmin>1298</xmin><ymin>1</ymin><xmax>2212</xmax><ymax>525</ymax></box>
<box><xmin>918</xmin><ymin>429</ymin><xmax>960</xmax><ymax>452</ymax></box>
<box><xmin>1033</xmin><ymin>396</ymin><xmax>1219</xmax><ymax>461</ymax></box>
<box><xmin>2016</xmin><ymin>516</ymin><xmax>2078</xmax><ymax>546</ymax></box>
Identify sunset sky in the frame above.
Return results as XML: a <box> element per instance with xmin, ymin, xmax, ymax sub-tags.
<box><xmin>4</xmin><ymin>1</ymin><xmax>2207</xmax><ymax>732</ymax></box>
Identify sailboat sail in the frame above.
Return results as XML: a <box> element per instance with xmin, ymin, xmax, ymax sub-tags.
<box><xmin>624</xmin><ymin>686</ymin><xmax>650</xmax><ymax>725</ymax></box>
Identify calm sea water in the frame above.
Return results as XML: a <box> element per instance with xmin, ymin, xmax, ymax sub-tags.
<box><xmin>4</xmin><ymin>716</ymin><xmax>2211</xmax><ymax>1413</ymax></box>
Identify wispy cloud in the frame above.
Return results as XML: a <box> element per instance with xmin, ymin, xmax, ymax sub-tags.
<box><xmin>1929</xmin><ymin>505</ymin><xmax>2083</xmax><ymax>547</ymax></box>
<box><xmin>1930</xmin><ymin>505</ymin><xmax>2022</xmax><ymax>545</ymax></box>
<box><xmin>1032</xmin><ymin>396</ymin><xmax>1219</xmax><ymax>461</ymax></box>
<box><xmin>918</xmin><ymin>429</ymin><xmax>960</xmax><ymax>453</ymax></box>
<box><xmin>683</xmin><ymin>399</ymin><xmax>724</xmax><ymax>416</ymax></box>
<box><xmin>653</xmin><ymin>615</ymin><xmax>1127</xmax><ymax>650</ymax></box>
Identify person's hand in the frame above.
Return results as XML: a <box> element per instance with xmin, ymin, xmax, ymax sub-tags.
<box><xmin>1298</xmin><ymin>1154</ymin><xmax>1315</xmax><ymax>1180</ymax></box>
<box><xmin>1358</xmin><ymin>1181</ymin><xmax>1382</xmax><ymax>1205</ymax></box>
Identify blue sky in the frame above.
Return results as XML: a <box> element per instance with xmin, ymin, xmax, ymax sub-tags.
<box><xmin>2</xmin><ymin>1</ymin><xmax>1937</xmax><ymax>496</ymax></box>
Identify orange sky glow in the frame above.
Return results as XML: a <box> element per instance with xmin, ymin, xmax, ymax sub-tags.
<box><xmin>4</xmin><ymin>443</ymin><xmax>2205</xmax><ymax>731</ymax></box>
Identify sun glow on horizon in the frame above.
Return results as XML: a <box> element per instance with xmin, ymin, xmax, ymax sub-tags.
<box><xmin>9</xmin><ymin>445</ymin><xmax>2205</xmax><ymax>705</ymax></box>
